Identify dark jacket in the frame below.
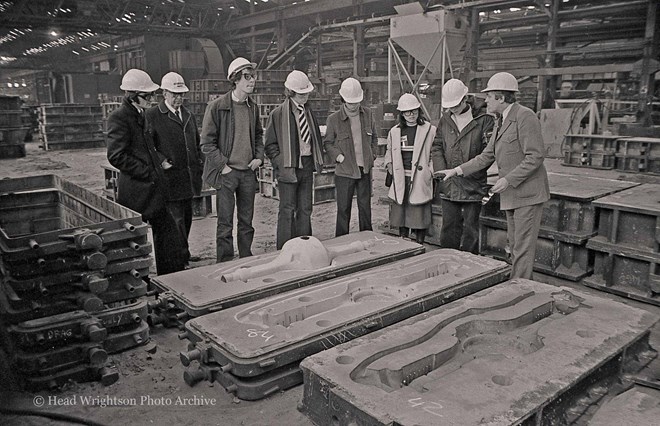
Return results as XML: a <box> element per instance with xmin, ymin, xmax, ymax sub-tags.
<box><xmin>323</xmin><ymin>105</ymin><xmax>378</xmax><ymax>179</ymax></box>
<box><xmin>431</xmin><ymin>109</ymin><xmax>494</xmax><ymax>202</ymax></box>
<box><xmin>106</xmin><ymin>97</ymin><xmax>163</xmax><ymax>219</ymax></box>
<box><xmin>461</xmin><ymin>103</ymin><xmax>550</xmax><ymax>210</ymax></box>
<box><xmin>199</xmin><ymin>91</ymin><xmax>264</xmax><ymax>189</ymax></box>
<box><xmin>145</xmin><ymin>101</ymin><xmax>202</xmax><ymax>201</ymax></box>
<box><xmin>264</xmin><ymin>99</ymin><xmax>324</xmax><ymax>183</ymax></box>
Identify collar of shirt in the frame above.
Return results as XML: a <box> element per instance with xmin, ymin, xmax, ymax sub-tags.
<box><xmin>451</xmin><ymin>105</ymin><xmax>473</xmax><ymax>123</ymax></box>
<box><xmin>164</xmin><ymin>100</ymin><xmax>178</xmax><ymax>115</ymax></box>
<box><xmin>291</xmin><ymin>98</ymin><xmax>304</xmax><ymax>111</ymax></box>
<box><xmin>501</xmin><ymin>103</ymin><xmax>513</xmax><ymax>122</ymax></box>
<box><xmin>133</xmin><ymin>104</ymin><xmax>143</xmax><ymax>114</ymax></box>
<box><xmin>231</xmin><ymin>91</ymin><xmax>248</xmax><ymax>103</ymax></box>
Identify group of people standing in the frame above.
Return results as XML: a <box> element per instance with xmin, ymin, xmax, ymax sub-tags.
<box><xmin>107</xmin><ymin>57</ymin><xmax>548</xmax><ymax>281</ymax></box>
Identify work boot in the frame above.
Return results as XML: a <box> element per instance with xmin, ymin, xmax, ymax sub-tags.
<box><xmin>415</xmin><ymin>229</ymin><xmax>426</xmax><ymax>245</ymax></box>
<box><xmin>399</xmin><ymin>227</ymin><xmax>409</xmax><ymax>239</ymax></box>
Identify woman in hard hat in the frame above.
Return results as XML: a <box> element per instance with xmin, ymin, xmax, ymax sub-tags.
<box><xmin>264</xmin><ymin>70</ymin><xmax>325</xmax><ymax>249</ymax></box>
<box><xmin>431</xmin><ymin>79</ymin><xmax>494</xmax><ymax>254</ymax></box>
<box><xmin>385</xmin><ymin>93</ymin><xmax>437</xmax><ymax>244</ymax></box>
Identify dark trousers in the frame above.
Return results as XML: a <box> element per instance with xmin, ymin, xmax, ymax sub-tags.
<box><xmin>276</xmin><ymin>156</ymin><xmax>314</xmax><ymax>249</ymax></box>
<box><xmin>215</xmin><ymin>168</ymin><xmax>257</xmax><ymax>262</ymax></box>
<box><xmin>439</xmin><ymin>199</ymin><xmax>481</xmax><ymax>254</ymax></box>
<box><xmin>505</xmin><ymin>203</ymin><xmax>544</xmax><ymax>279</ymax></box>
<box><xmin>334</xmin><ymin>169</ymin><xmax>372</xmax><ymax>237</ymax></box>
<box><xmin>150</xmin><ymin>199</ymin><xmax>192</xmax><ymax>275</ymax></box>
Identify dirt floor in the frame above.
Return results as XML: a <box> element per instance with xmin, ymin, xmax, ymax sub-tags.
<box><xmin>0</xmin><ymin>142</ymin><xmax>659</xmax><ymax>426</ymax></box>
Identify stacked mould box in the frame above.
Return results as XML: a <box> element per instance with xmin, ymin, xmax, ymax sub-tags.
<box><xmin>39</xmin><ymin>104</ymin><xmax>105</xmax><ymax>150</ymax></box>
<box><xmin>178</xmin><ymin>250</ymin><xmax>509</xmax><ymax>400</ymax></box>
<box><xmin>479</xmin><ymin>173</ymin><xmax>639</xmax><ymax>281</ymax></box>
<box><xmin>585</xmin><ymin>184</ymin><xmax>660</xmax><ymax>305</ymax></box>
<box><xmin>187</xmin><ymin>79</ymin><xmax>233</xmax><ymax>128</ymax></box>
<box><xmin>101</xmin><ymin>102</ymin><xmax>121</xmax><ymax>145</ymax></box>
<box><xmin>0</xmin><ymin>95</ymin><xmax>30</xmax><ymax>159</ymax></box>
<box><xmin>0</xmin><ymin>175</ymin><xmax>153</xmax><ymax>390</ymax></box>
<box><xmin>614</xmin><ymin>137</ymin><xmax>660</xmax><ymax>175</ymax></box>
<box><xmin>562</xmin><ymin>134</ymin><xmax>619</xmax><ymax>169</ymax></box>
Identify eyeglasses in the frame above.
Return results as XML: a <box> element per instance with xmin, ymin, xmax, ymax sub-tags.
<box><xmin>402</xmin><ymin>110</ymin><xmax>418</xmax><ymax>116</ymax></box>
<box><xmin>137</xmin><ymin>92</ymin><xmax>153</xmax><ymax>100</ymax></box>
<box><xmin>241</xmin><ymin>73</ymin><xmax>256</xmax><ymax>81</ymax></box>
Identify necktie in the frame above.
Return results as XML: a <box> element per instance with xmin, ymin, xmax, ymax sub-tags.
<box><xmin>297</xmin><ymin>105</ymin><xmax>310</xmax><ymax>146</ymax></box>
<box><xmin>176</xmin><ymin>109</ymin><xmax>182</xmax><ymax>122</ymax></box>
<box><xmin>494</xmin><ymin>114</ymin><xmax>502</xmax><ymax>139</ymax></box>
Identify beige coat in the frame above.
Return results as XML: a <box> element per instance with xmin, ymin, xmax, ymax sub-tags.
<box><xmin>386</xmin><ymin>121</ymin><xmax>436</xmax><ymax>205</ymax></box>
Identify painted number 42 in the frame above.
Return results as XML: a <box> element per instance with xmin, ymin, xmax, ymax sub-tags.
<box><xmin>408</xmin><ymin>398</ymin><xmax>444</xmax><ymax>417</ymax></box>
<box><xmin>246</xmin><ymin>329</ymin><xmax>274</xmax><ymax>342</ymax></box>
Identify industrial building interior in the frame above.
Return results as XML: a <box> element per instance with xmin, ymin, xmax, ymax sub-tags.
<box><xmin>0</xmin><ymin>0</ymin><xmax>659</xmax><ymax>425</ymax></box>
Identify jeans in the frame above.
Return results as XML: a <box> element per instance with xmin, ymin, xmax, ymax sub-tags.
<box><xmin>215</xmin><ymin>168</ymin><xmax>257</xmax><ymax>262</ymax></box>
<box><xmin>439</xmin><ymin>199</ymin><xmax>481</xmax><ymax>254</ymax></box>
<box><xmin>334</xmin><ymin>168</ymin><xmax>372</xmax><ymax>237</ymax></box>
<box><xmin>276</xmin><ymin>156</ymin><xmax>314</xmax><ymax>249</ymax></box>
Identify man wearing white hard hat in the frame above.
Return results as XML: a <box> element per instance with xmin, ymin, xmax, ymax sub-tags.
<box><xmin>436</xmin><ymin>72</ymin><xmax>549</xmax><ymax>279</ymax></box>
<box><xmin>108</xmin><ymin>69</ymin><xmax>177</xmax><ymax>274</ymax></box>
<box><xmin>324</xmin><ymin>77</ymin><xmax>379</xmax><ymax>237</ymax></box>
<box><xmin>385</xmin><ymin>93</ymin><xmax>437</xmax><ymax>244</ymax></box>
<box><xmin>431</xmin><ymin>79</ymin><xmax>494</xmax><ymax>254</ymax></box>
<box><xmin>200</xmin><ymin>57</ymin><xmax>265</xmax><ymax>262</ymax></box>
<box><xmin>143</xmin><ymin>72</ymin><xmax>202</xmax><ymax>273</ymax></box>
<box><xmin>264</xmin><ymin>70</ymin><xmax>324</xmax><ymax>249</ymax></box>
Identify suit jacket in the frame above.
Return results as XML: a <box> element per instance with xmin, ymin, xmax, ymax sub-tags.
<box><xmin>460</xmin><ymin>103</ymin><xmax>550</xmax><ymax>210</ymax></box>
<box><xmin>145</xmin><ymin>101</ymin><xmax>203</xmax><ymax>201</ymax></box>
<box><xmin>106</xmin><ymin>98</ymin><xmax>164</xmax><ymax>219</ymax></box>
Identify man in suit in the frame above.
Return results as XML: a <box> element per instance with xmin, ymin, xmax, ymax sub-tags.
<box><xmin>107</xmin><ymin>69</ymin><xmax>175</xmax><ymax>275</ymax></box>
<box><xmin>435</xmin><ymin>72</ymin><xmax>550</xmax><ymax>279</ymax></box>
<box><xmin>144</xmin><ymin>72</ymin><xmax>202</xmax><ymax>273</ymax></box>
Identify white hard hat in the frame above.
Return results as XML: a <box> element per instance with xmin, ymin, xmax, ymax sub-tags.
<box><xmin>160</xmin><ymin>72</ymin><xmax>189</xmax><ymax>93</ymax></box>
<box><xmin>396</xmin><ymin>93</ymin><xmax>421</xmax><ymax>111</ymax></box>
<box><xmin>284</xmin><ymin>70</ymin><xmax>314</xmax><ymax>94</ymax></box>
<box><xmin>441</xmin><ymin>79</ymin><xmax>469</xmax><ymax>108</ymax></box>
<box><xmin>227</xmin><ymin>57</ymin><xmax>257</xmax><ymax>79</ymax></box>
<box><xmin>120</xmin><ymin>69</ymin><xmax>159</xmax><ymax>92</ymax></box>
<box><xmin>481</xmin><ymin>72</ymin><xmax>519</xmax><ymax>92</ymax></box>
<box><xmin>339</xmin><ymin>77</ymin><xmax>363</xmax><ymax>103</ymax></box>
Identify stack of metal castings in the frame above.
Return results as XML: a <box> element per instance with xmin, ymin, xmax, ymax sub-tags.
<box><xmin>177</xmin><ymin>249</ymin><xmax>510</xmax><ymax>400</ymax></box>
<box><xmin>0</xmin><ymin>175</ymin><xmax>153</xmax><ymax>390</ymax></box>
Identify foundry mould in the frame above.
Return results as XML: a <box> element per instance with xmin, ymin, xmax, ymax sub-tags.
<box><xmin>179</xmin><ymin>250</ymin><xmax>510</xmax><ymax>381</ymax></box>
<box><xmin>299</xmin><ymin>279</ymin><xmax>659</xmax><ymax>426</ymax></box>
<box><xmin>584</xmin><ymin>183</ymin><xmax>660</xmax><ymax>305</ymax></box>
<box><xmin>583</xmin><ymin>247</ymin><xmax>659</xmax><ymax>306</ymax></box>
<box><xmin>7</xmin><ymin>299</ymin><xmax>148</xmax><ymax>350</ymax></box>
<box><xmin>587</xmin><ymin>384</ymin><xmax>660</xmax><ymax>426</ymax></box>
<box><xmin>150</xmin><ymin>231</ymin><xmax>425</xmax><ymax>319</ymax></box>
<box><xmin>589</xmin><ymin>184</ymin><xmax>660</xmax><ymax>254</ymax></box>
<box><xmin>0</xmin><ymin>225</ymin><xmax>150</xmax><ymax>264</ymax></box>
<box><xmin>614</xmin><ymin>137</ymin><xmax>660</xmax><ymax>175</ymax></box>
<box><xmin>2</xmin><ymin>250</ymin><xmax>153</xmax><ymax>279</ymax></box>
<box><xmin>183</xmin><ymin>362</ymin><xmax>303</xmax><ymax>401</ymax></box>
<box><xmin>561</xmin><ymin>134</ymin><xmax>619</xmax><ymax>170</ymax></box>
<box><xmin>13</xmin><ymin>320</ymin><xmax>149</xmax><ymax>375</ymax></box>
<box><xmin>23</xmin><ymin>361</ymin><xmax>119</xmax><ymax>391</ymax></box>
<box><xmin>0</xmin><ymin>279</ymin><xmax>148</xmax><ymax>323</ymax></box>
<box><xmin>5</xmin><ymin>267</ymin><xmax>149</xmax><ymax>297</ymax></box>
<box><xmin>0</xmin><ymin>175</ymin><xmax>145</xmax><ymax>255</ymax></box>
<box><xmin>479</xmin><ymin>218</ymin><xmax>592</xmax><ymax>281</ymax></box>
<box><xmin>481</xmin><ymin>172</ymin><xmax>639</xmax><ymax>240</ymax></box>
<box><xmin>0</xmin><ymin>238</ymin><xmax>152</xmax><ymax>277</ymax></box>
